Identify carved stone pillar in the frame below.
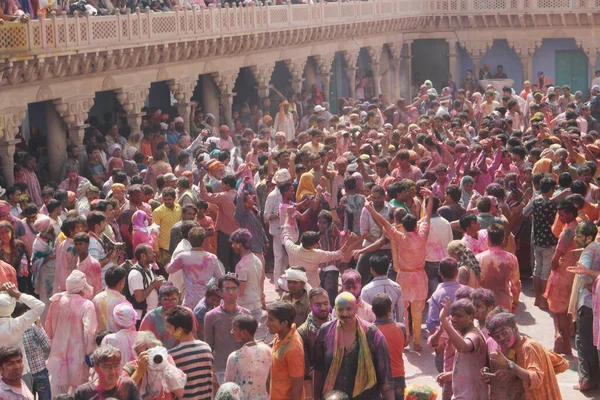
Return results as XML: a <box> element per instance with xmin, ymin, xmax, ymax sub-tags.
<box><xmin>510</xmin><ymin>40</ymin><xmax>540</xmax><ymax>83</ymax></box>
<box><xmin>53</xmin><ymin>95</ymin><xmax>95</xmax><ymax>176</ymax></box>
<box><xmin>202</xmin><ymin>75</ymin><xmax>220</xmax><ymax>127</ymax></box>
<box><xmin>342</xmin><ymin>50</ymin><xmax>360</xmax><ymax>100</ymax></box>
<box><xmin>367</xmin><ymin>46</ymin><xmax>383</xmax><ymax>96</ymax></box>
<box><xmin>447</xmin><ymin>39</ymin><xmax>458</xmax><ymax>82</ymax></box>
<box><xmin>250</xmin><ymin>63</ymin><xmax>275</xmax><ymax>99</ymax></box>
<box><xmin>314</xmin><ymin>54</ymin><xmax>335</xmax><ymax>103</ymax></box>
<box><xmin>0</xmin><ymin>107</ymin><xmax>26</xmax><ymax>186</ymax></box>
<box><xmin>212</xmin><ymin>70</ymin><xmax>239</xmax><ymax>130</ymax></box>
<box><xmin>285</xmin><ymin>58</ymin><xmax>308</xmax><ymax>94</ymax></box>
<box><xmin>402</xmin><ymin>41</ymin><xmax>413</xmax><ymax>100</ymax></box>
<box><xmin>116</xmin><ymin>86</ymin><xmax>150</xmax><ymax>136</ymax></box>
<box><xmin>579</xmin><ymin>40</ymin><xmax>599</xmax><ymax>86</ymax></box>
<box><xmin>460</xmin><ymin>40</ymin><xmax>492</xmax><ymax>81</ymax></box>
<box><xmin>169</xmin><ymin>78</ymin><xmax>198</xmax><ymax>134</ymax></box>
<box><xmin>0</xmin><ymin>140</ymin><xmax>20</xmax><ymax>187</ymax></box>
<box><xmin>388</xmin><ymin>43</ymin><xmax>402</xmax><ymax>100</ymax></box>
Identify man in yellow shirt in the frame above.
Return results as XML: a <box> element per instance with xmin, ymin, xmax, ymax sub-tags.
<box><xmin>152</xmin><ymin>187</ymin><xmax>182</xmax><ymax>271</ymax></box>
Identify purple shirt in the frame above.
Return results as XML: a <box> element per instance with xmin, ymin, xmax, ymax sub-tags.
<box><xmin>426</xmin><ymin>280</ymin><xmax>462</xmax><ymax>331</ymax></box>
<box><xmin>204</xmin><ymin>304</ymin><xmax>250</xmax><ymax>372</ymax></box>
<box><xmin>313</xmin><ymin>319</ymin><xmax>394</xmax><ymax>399</ymax></box>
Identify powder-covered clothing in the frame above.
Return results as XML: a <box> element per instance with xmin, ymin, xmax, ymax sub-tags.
<box><xmin>545</xmin><ymin>219</ymin><xmax>578</xmax><ymax>313</ymax></box>
<box><xmin>426</xmin><ymin>281</ymin><xmax>462</xmax><ymax>331</ymax></box>
<box><xmin>270</xmin><ymin>324</ymin><xmax>305</xmax><ymax>400</ymax></box>
<box><xmin>74</xmin><ymin>377</ymin><xmax>140</xmax><ymax>400</ymax></box>
<box><xmin>22</xmin><ymin>324</ymin><xmax>51</xmax><ymax>375</ymax></box>
<box><xmin>313</xmin><ymin>320</ymin><xmax>394</xmax><ymax>400</ymax></box>
<box><xmin>373</xmin><ymin>320</ymin><xmax>406</xmax><ymax>378</ymax></box>
<box><xmin>476</xmin><ymin>247</ymin><xmax>521</xmax><ymax>311</ymax></box>
<box><xmin>169</xmin><ymin>340</ymin><xmax>214</xmax><ymax>399</ymax></box>
<box><xmin>451</xmin><ymin>328</ymin><xmax>489</xmax><ymax>400</ymax></box>
<box><xmin>92</xmin><ymin>288</ymin><xmax>130</xmax><ymax>333</ymax></box>
<box><xmin>165</xmin><ymin>249</ymin><xmax>223</xmax><ymax>308</ymax></box>
<box><xmin>361</xmin><ymin>277</ymin><xmax>404</xmax><ymax>323</ymax></box>
<box><xmin>225</xmin><ymin>342</ymin><xmax>272</xmax><ymax>399</ymax></box>
<box><xmin>235</xmin><ymin>252</ymin><xmax>263</xmax><ymax>313</ymax></box>
<box><xmin>140</xmin><ymin>306</ymin><xmax>198</xmax><ymax>350</ymax></box>
<box><xmin>462</xmin><ymin>229</ymin><xmax>489</xmax><ymax>256</ymax></box>
<box><xmin>101</xmin><ymin>329</ymin><xmax>138</xmax><ymax>369</ymax></box>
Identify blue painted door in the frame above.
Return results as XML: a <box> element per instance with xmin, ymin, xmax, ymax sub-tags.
<box><xmin>555</xmin><ymin>50</ymin><xmax>589</xmax><ymax>95</ymax></box>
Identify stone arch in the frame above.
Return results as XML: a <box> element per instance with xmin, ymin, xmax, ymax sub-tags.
<box><xmin>156</xmin><ymin>68</ymin><xmax>169</xmax><ymax>82</ymax></box>
<box><xmin>480</xmin><ymin>39</ymin><xmax>523</xmax><ymax>90</ymax></box>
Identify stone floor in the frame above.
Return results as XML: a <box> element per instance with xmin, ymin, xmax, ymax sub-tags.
<box><xmin>257</xmin><ymin>273</ymin><xmax>599</xmax><ymax>399</ymax></box>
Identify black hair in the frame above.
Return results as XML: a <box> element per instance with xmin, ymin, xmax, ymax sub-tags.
<box><xmin>301</xmin><ymin>231</ymin><xmax>320</xmax><ymax>248</ymax></box>
<box><xmin>105</xmin><ymin>265</ymin><xmax>128</xmax><ymax>288</ymax></box>
<box><xmin>487</xmin><ymin>223</ymin><xmax>505</xmax><ymax>245</ymax></box>
<box><xmin>369</xmin><ymin>253</ymin><xmax>389</xmax><ymax>276</ymax></box>
<box><xmin>267</xmin><ymin>300</ymin><xmax>296</xmax><ymax>328</ymax></box>
<box><xmin>459</xmin><ymin>213</ymin><xmax>478</xmax><ymax>231</ymax></box>
<box><xmin>439</xmin><ymin>257</ymin><xmax>458</xmax><ymax>279</ymax></box>
<box><xmin>233</xmin><ymin>314</ymin><xmax>258</xmax><ymax>336</ymax></box>
<box><xmin>371</xmin><ymin>293</ymin><xmax>392</xmax><ymax>319</ymax></box>
<box><xmin>540</xmin><ymin>177</ymin><xmax>557</xmax><ymax>194</ymax></box>
<box><xmin>218</xmin><ymin>274</ymin><xmax>240</xmax><ymax>289</ymax></box>
<box><xmin>165</xmin><ymin>306</ymin><xmax>195</xmax><ymax>334</ymax></box>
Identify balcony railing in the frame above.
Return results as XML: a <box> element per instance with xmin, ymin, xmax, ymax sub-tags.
<box><xmin>0</xmin><ymin>0</ymin><xmax>599</xmax><ymax>55</ymax></box>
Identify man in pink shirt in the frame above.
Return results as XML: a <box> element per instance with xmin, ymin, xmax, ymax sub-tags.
<box><xmin>457</xmin><ymin>214</ymin><xmax>489</xmax><ymax>256</ymax></box>
<box><xmin>476</xmin><ymin>224</ymin><xmax>521</xmax><ymax>313</ymax></box>
<box><xmin>74</xmin><ymin>232</ymin><xmax>103</xmax><ymax>296</ymax></box>
<box><xmin>199</xmin><ymin>171</ymin><xmax>240</xmax><ymax>273</ymax></box>
<box><xmin>391</xmin><ymin>150</ymin><xmax>423</xmax><ymax>182</ymax></box>
<box><xmin>364</xmin><ymin>187</ymin><xmax>434</xmax><ymax>351</ymax></box>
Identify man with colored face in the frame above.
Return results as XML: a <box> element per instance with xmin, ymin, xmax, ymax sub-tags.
<box><xmin>486</xmin><ymin>313</ymin><xmax>568</xmax><ymax>400</ymax></box>
<box><xmin>313</xmin><ymin>292</ymin><xmax>394</xmax><ymax>400</ymax></box>
<box><xmin>437</xmin><ymin>298</ymin><xmax>488</xmax><ymax>399</ymax></box>
<box><xmin>297</xmin><ymin>288</ymin><xmax>331</xmax><ymax>399</ymax></box>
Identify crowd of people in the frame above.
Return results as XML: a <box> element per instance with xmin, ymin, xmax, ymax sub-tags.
<box><xmin>1</xmin><ymin>69</ymin><xmax>600</xmax><ymax>400</ymax></box>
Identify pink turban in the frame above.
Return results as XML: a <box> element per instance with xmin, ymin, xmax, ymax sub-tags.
<box><xmin>113</xmin><ymin>302</ymin><xmax>137</xmax><ymax>329</ymax></box>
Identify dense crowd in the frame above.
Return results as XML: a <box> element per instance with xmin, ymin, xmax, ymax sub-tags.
<box><xmin>1</xmin><ymin>69</ymin><xmax>600</xmax><ymax>400</ymax></box>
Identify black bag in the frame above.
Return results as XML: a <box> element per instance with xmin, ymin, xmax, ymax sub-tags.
<box><xmin>121</xmin><ymin>261</ymin><xmax>151</xmax><ymax>321</ymax></box>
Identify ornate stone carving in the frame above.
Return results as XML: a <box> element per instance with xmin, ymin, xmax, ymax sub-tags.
<box><xmin>341</xmin><ymin>49</ymin><xmax>359</xmax><ymax>71</ymax></box>
<box><xmin>508</xmin><ymin>40</ymin><xmax>541</xmax><ymax>57</ymax></box>
<box><xmin>36</xmin><ymin>85</ymin><xmax>55</xmax><ymax>102</ymax></box>
<box><xmin>168</xmin><ymin>78</ymin><xmax>198</xmax><ymax>104</ymax></box>
<box><xmin>314</xmin><ymin>54</ymin><xmax>335</xmax><ymax>76</ymax></box>
<box><xmin>250</xmin><ymin>63</ymin><xmax>275</xmax><ymax>88</ymax></box>
<box><xmin>0</xmin><ymin>108</ymin><xmax>27</xmax><ymax>141</ymax></box>
<box><xmin>115</xmin><ymin>86</ymin><xmax>149</xmax><ymax>115</ymax></box>
<box><xmin>211</xmin><ymin>71</ymin><xmax>239</xmax><ymax>95</ymax></box>
<box><xmin>387</xmin><ymin>43</ymin><xmax>402</xmax><ymax>69</ymax></box>
<box><xmin>157</xmin><ymin>68</ymin><xmax>169</xmax><ymax>82</ymax></box>
<box><xmin>460</xmin><ymin>40</ymin><xmax>493</xmax><ymax>58</ymax></box>
<box><xmin>54</xmin><ymin>95</ymin><xmax>95</xmax><ymax>127</ymax></box>
<box><xmin>102</xmin><ymin>76</ymin><xmax>117</xmax><ymax>91</ymax></box>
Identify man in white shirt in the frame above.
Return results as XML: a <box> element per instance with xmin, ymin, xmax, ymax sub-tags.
<box><xmin>273</xmin><ymin>100</ymin><xmax>296</xmax><ymax>141</ymax></box>
<box><xmin>263</xmin><ymin>169</ymin><xmax>291</xmax><ymax>285</ymax></box>
<box><xmin>128</xmin><ymin>244</ymin><xmax>164</xmax><ymax>326</ymax></box>
<box><xmin>425</xmin><ymin>197</ymin><xmax>453</xmax><ymax>297</ymax></box>
<box><xmin>356</xmin><ymin>185</ymin><xmax>392</xmax><ymax>285</ymax></box>
<box><xmin>0</xmin><ymin>282</ymin><xmax>45</xmax><ymax>386</ymax></box>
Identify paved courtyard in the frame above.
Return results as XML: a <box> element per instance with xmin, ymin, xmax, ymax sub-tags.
<box><xmin>258</xmin><ymin>274</ymin><xmax>599</xmax><ymax>399</ymax></box>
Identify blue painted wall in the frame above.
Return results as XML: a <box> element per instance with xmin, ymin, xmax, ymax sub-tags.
<box><xmin>531</xmin><ymin>38</ymin><xmax>579</xmax><ymax>86</ymax></box>
<box><xmin>457</xmin><ymin>45</ymin><xmax>474</xmax><ymax>90</ymax></box>
<box><xmin>481</xmin><ymin>40</ymin><xmax>523</xmax><ymax>92</ymax></box>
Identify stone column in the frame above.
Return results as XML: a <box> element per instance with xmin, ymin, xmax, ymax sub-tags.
<box><xmin>54</xmin><ymin>95</ymin><xmax>95</xmax><ymax>165</ymax></box>
<box><xmin>447</xmin><ymin>39</ymin><xmax>458</xmax><ymax>81</ymax></box>
<box><xmin>250</xmin><ymin>63</ymin><xmax>275</xmax><ymax>99</ymax></box>
<box><xmin>367</xmin><ymin>45</ymin><xmax>383</xmax><ymax>96</ymax></box>
<box><xmin>314</xmin><ymin>54</ymin><xmax>335</xmax><ymax>102</ymax></box>
<box><xmin>211</xmin><ymin>70</ymin><xmax>239</xmax><ymax>130</ymax></box>
<box><xmin>510</xmin><ymin>40</ymin><xmax>540</xmax><ymax>84</ymax></box>
<box><xmin>402</xmin><ymin>41</ymin><xmax>413</xmax><ymax>100</ymax></box>
<box><xmin>169</xmin><ymin>78</ymin><xmax>198</xmax><ymax>134</ymax></box>
<box><xmin>461</xmin><ymin>40</ymin><xmax>492</xmax><ymax>83</ymax></box>
<box><xmin>0</xmin><ymin>140</ymin><xmax>20</xmax><ymax>187</ymax></box>
<box><xmin>342</xmin><ymin>49</ymin><xmax>360</xmax><ymax>100</ymax></box>
<box><xmin>285</xmin><ymin>58</ymin><xmax>308</xmax><ymax>95</ymax></box>
<box><xmin>0</xmin><ymin>107</ymin><xmax>26</xmax><ymax>186</ymax></box>
<box><xmin>46</xmin><ymin>101</ymin><xmax>68</xmax><ymax>181</ymax></box>
<box><xmin>202</xmin><ymin>74</ymin><xmax>220</xmax><ymax>125</ymax></box>
<box><xmin>388</xmin><ymin>43</ymin><xmax>402</xmax><ymax>100</ymax></box>
<box><xmin>116</xmin><ymin>86</ymin><xmax>150</xmax><ymax>135</ymax></box>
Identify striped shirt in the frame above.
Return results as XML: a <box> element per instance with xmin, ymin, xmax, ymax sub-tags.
<box><xmin>168</xmin><ymin>340</ymin><xmax>214</xmax><ymax>399</ymax></box>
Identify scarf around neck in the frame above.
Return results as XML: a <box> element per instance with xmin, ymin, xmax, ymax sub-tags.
<box><xmin>323</xmin><ymin>316</ymin><xmax>377</xmax><ymax>397</ymax></box>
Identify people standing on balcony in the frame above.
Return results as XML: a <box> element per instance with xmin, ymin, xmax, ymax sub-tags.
<box><xmin>479</xmin><ymin>64</ymin><xmax>493</xmax><ymax>80</ymax></box>
<box><xmin>493</xmin><ymin>65</ymin><xmax>508</xmax><ymax>79</ymax></box>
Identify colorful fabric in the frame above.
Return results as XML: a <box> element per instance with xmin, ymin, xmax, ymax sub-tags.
<box><xmin>296</xmin><ymin>172</ymin><xmax>316</xmax><ymax>202</ymax></box>
<box><xmin>323</xmin><ymin>317</ymin><xmax>377</xmax><ymax>397</ymax></box>
<box><xmin>544</xmin><ymin>220</ymin><xmax>578</xmax><ymax>313</ymax></box>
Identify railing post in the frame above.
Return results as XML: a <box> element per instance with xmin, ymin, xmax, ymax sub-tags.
<box><xmin>266</xmin><ymin>2</ymin><xmax>270</xmax><ymax>27</ymax></box>
<box><xmin>116</xmin><ymin>11</ymin><xmax>122</xmax><ymax>42</ymax></box>
<box><xmin>175</xmin><ymin>8</ymin><xmax>180</xmax><ymax>37</ymax></box>
<box><xmin>61</xmin><ymin>11</ymin><xmax>68</xmax><ymax>47</ymax></box>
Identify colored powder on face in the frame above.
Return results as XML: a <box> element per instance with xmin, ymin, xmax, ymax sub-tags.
<box><xmin>335</xmin><ymin>291</ymin><xmax>356</xmax><ymax>309</ymax></box>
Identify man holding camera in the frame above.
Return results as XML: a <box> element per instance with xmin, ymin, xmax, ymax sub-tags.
<box><xmin>127</xmin><ymin>244</ymin><xmax>165</xmax><ymax>329</ymax></box>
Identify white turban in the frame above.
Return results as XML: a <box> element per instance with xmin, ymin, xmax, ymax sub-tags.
<box><xmin>0</xmin><ymin>292</ymin><xmax>16</xmax><ymax>317</ymax></box>
<box><xmin>66</xmin><ymin>270</ymin><xmax>92</xmax><ymax>295</ymax></box>
<box><xmin>113</xmin><ymin>302</ymin><xmax>137</xmax><ymax>329</ymax></box>
<box><xmin>285</xmin><ymin>269</ymin><xmax>308</xmax><ymax>283</ymax></box>
<box><xmin>33</xmin><ymin>215</ymin><xmax>52</xmax><ymax>233</ymax></box>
